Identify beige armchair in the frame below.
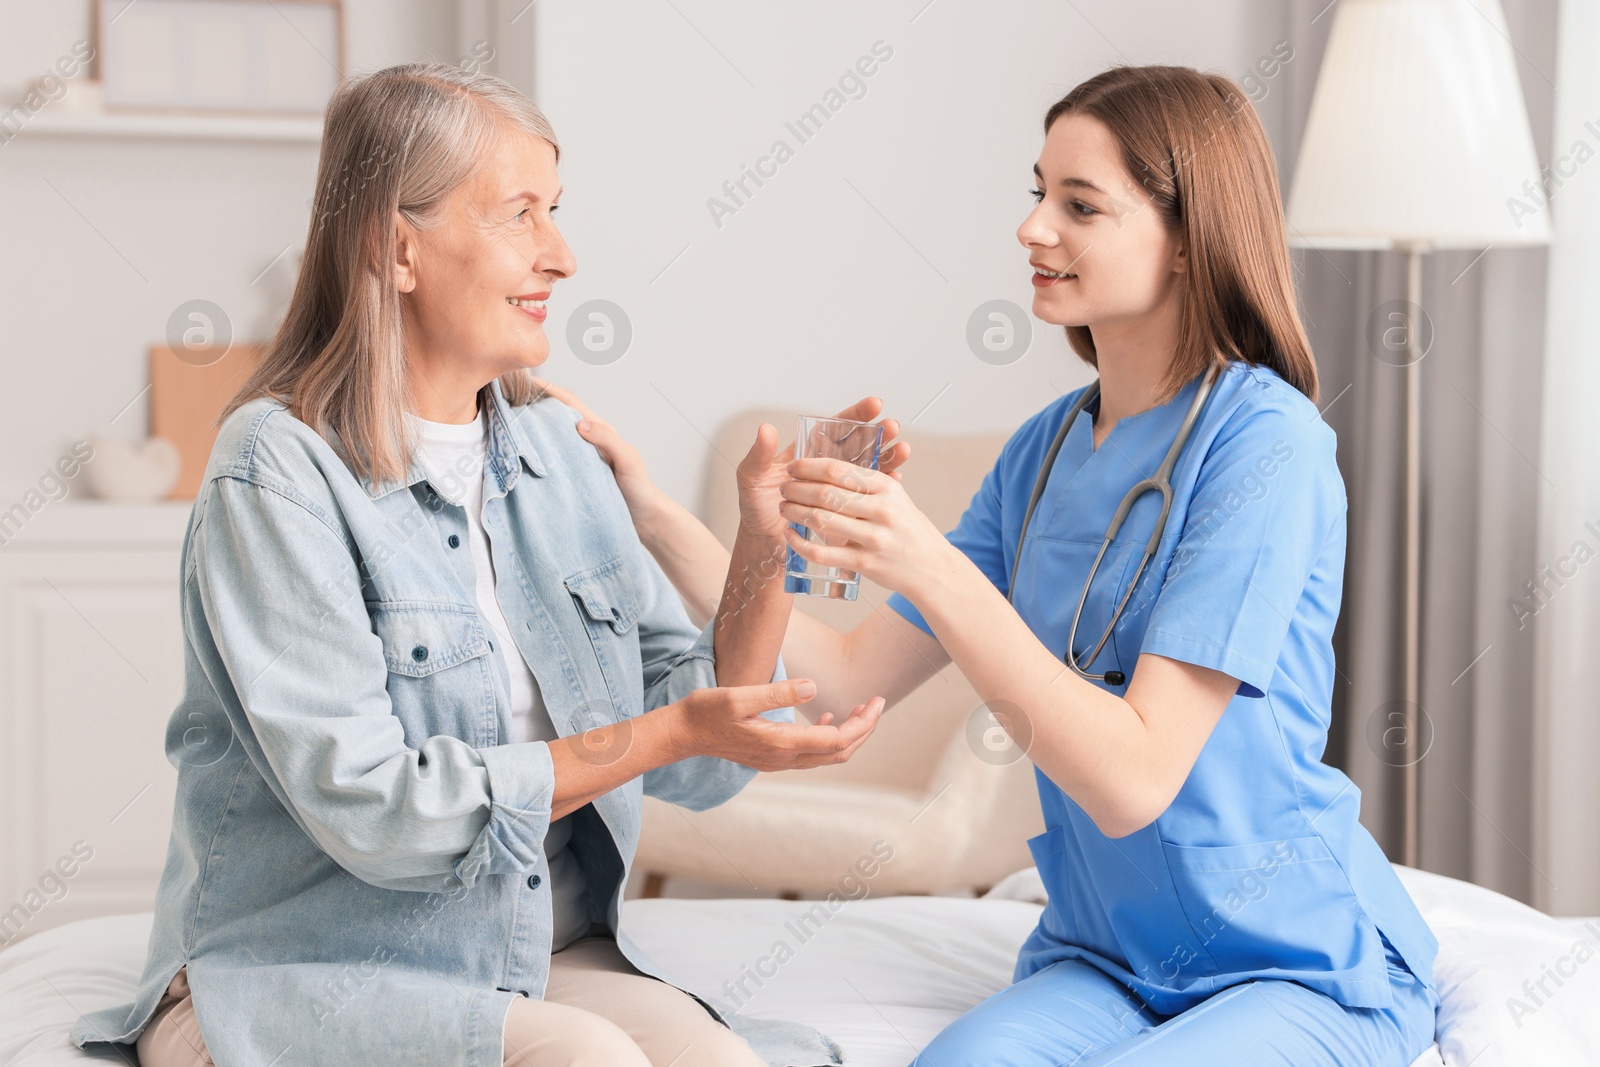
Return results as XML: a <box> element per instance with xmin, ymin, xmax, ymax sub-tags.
<box><xmin>635</xmin><ymin>409</ymin><xmax>1045</xmax><ymax>898</ymax></box>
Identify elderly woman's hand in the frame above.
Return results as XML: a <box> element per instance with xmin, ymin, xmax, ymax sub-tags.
<box><xmin>660</xmin><ymin>680</ymin><xmax>887</xmax><ymax>771</ymax></box>
<box><xmin>778</xmin><ymin>457</ymin><xmax>956</xmax><ymax>601</ymax></box>
<box><xmin>729</xmin><ymin>397</ymin><xmax>910</xmax><ymax>542</ymax></box>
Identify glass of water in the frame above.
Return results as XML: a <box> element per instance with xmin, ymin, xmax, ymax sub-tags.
<box><xmin>784</xmin><ymin>415</ymin><xmax>884</xmax><ymax>601</ymax></box>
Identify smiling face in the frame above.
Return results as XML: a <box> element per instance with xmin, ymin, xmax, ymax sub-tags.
<box><xmin>1017</xmin><ymin>112</ymin><xmax>1186</xmax><ymax>332</ymax></box>
<box><xmin>393</xmin><ymin>126</ymin><xmax>575</xmax><ymax>413</ymax></box>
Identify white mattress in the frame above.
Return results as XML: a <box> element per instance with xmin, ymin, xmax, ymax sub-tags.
<box><xmin>1</xmin><ymin>867</ymin><xmax>1595</xmax><ymax>1066</ymax></box>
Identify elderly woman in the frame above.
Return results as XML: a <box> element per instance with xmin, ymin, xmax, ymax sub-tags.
<box><xmin>71</xmin><ymin>63</ymin><xmax>887</xmax><ymax>1067</ymax></box>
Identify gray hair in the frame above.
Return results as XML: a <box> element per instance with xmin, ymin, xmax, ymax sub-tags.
<box><xmin>225</xmin><ymin>63</ymin><xmax>560</xmax><ymax>487</ymax></box>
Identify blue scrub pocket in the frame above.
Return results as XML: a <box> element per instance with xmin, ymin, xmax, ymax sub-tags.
<box><xmin>1160</xmin><ymin>835</ymin><xmax>1379</xmax><ymax>980</ymax></box>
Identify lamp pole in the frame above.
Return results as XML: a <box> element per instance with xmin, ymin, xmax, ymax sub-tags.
<box><xmin>1401</xmin><ymin>243</ymin><xmax>1425</xmax><ymax>870</ymax></box>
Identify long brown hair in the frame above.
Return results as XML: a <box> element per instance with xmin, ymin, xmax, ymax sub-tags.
<box><xmin>223</xmin><ymin>63</ymin><xmax>559</xmax><ymax>487</ymax></box>
<box><xmin>1045</xmin><ymin>65</ymin><xmax>1318</xmax><ymax>404</ymax></box>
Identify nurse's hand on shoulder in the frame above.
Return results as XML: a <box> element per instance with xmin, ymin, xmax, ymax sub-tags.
<box><xmin>667</xmin><ymin>680</ymin><xmax>886</xmax><ymax>771</ymax></box>
<box><xmin>779</xmin><ymin>458</ymin><xmax>951</xmax><ymax>599</ymax></box>
<box><xmin>529</xmin><ymin>376</ymin><xmax>910</xmax><ymax>538</ymax></box>
<box><xmin>528</xmin><ymin>377</ymin><xmax>659</xmax><ymax>519</ymax></box>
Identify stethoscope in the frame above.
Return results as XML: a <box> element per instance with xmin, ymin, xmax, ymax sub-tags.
<box><xmin>1005</xmin><ymin>364</ymin><xmax>1221</xmax><ymax>687</ymax></box>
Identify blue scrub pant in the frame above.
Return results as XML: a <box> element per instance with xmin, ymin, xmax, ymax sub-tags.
<box><xmin>910</xmin><ymin>936</ymin><xmax>1438</xmax><ymax>1067</ymax></box>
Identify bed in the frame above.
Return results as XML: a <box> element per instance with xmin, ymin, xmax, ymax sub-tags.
<box><xmin>2</xmin><ymin>865</ymin><xmax>1595</xmax><ymax>1066</ymax></box>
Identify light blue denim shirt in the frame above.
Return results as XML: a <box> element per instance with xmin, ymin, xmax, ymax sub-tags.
<box><xmin>72</xmin><ymin>382</ymin><xmax>842</xmax><ymax>1067</ymax></box>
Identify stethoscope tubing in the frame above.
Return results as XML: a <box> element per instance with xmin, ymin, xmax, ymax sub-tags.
<box><xmin>1006</xmin><ymin>363</ymin><xmax>1223</xmax><ymax>686</ymax></box>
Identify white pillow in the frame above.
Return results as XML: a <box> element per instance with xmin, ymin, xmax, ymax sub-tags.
<box><xmin>983</xmin><ymin>864</ymin><xmax>1048</xmax><ymax>904</ymax></box>
<box><xmin>1394</xmin><ymin>865</ymin><xmax>1600</xmax><ymax>1066</ymax></box>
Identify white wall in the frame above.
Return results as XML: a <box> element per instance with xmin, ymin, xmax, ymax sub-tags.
<box><xmin>0</xmin><ymin>0</ymin><xmax>457</xmax><ymax>503</ymax></box>
<box><xmin>0</xmin><ymin>0</ymin><xmax>1294</xmax><ymax>509</ymax></box>
<box><xmin>531</xmin><ymin>0</ymin><xmax>1293</xmax><ymax>507</ymax></box>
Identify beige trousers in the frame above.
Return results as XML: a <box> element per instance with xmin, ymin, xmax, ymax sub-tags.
<box><xmin>135</xmin><ymin>935</ymin><xmax>765</xmax><ymax>1067</ymax></box>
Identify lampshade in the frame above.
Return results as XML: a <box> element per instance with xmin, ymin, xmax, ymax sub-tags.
<box><xmin>1285</xmin><ymin>0</ymin><xmax>1551</xmax><ymax>249</ymax></box>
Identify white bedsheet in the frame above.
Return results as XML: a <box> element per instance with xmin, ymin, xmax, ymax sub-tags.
<box><xmin>1</xmin><ymin>867</ymin><xmax>1594</xmax><ymax>1066</ymax></box>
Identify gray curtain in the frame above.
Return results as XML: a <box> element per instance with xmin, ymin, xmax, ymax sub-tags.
<box><xmin>1262</xmin><ymin>0</ymin><xmax>1560</xmax><ymax>906</ymax></box>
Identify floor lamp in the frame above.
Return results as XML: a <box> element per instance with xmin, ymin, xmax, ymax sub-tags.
<box><xmin>1284</xmin><ymin>0</ymin><xmax>1551</xmax><ymax>867</ymax></box>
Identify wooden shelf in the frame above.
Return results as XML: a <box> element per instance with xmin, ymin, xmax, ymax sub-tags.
<box><xmin>15</xmin><ymin>110</ymin><xmax>322</xmax><ymax>143</ymax></box>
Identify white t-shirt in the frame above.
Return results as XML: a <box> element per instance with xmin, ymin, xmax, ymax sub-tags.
<box><xmin>408</xmin><ymin>406</ymin><xmax>592</xmax><ymax>952</ymax></box>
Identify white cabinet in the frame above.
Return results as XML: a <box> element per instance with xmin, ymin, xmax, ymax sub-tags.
<box><xmin>0</xmin><ymin>503</ymin><xmax>191</xmax><ymax>944</ymax></box>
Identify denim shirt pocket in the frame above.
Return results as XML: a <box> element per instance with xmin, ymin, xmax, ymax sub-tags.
<box><xmin>563</xmin><ymin>557</ymin><xmax>644</xmax><ymax>720</ymax></box>
<box><xmin>370</xmin><ymin>602</ymin><xmax>496</xmax><ymax>743</ymax></box>
<box><xmin>564</xmin><ymin>557</ymin><xmax>641</xmax><ymax>634</ymax></box>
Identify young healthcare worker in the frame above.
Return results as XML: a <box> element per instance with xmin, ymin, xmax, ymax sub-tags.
<box><xmin>543</xmin><ymin>64</ymin><xmax>1441</xmax><ymax>1065</ymax></box>
<box><xmin>71</xmin><ymin>63</ymin><xmax>890</xmax><ymax>1067</ymax></box>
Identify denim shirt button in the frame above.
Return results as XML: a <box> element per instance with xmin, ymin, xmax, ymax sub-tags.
<box><xmin>527</xmin><ymin>873</ymin><xmax>542</xmax><ymax>890</ymax></box>
<box><xmin>447</xmin><ymin>534</ymin><xmax>461</xmax><ymax>549</ymax></box>
<box><xmin>411</xmin><ymin>645</ymin><xmax>428</xmax><ymax>663</ymax></box>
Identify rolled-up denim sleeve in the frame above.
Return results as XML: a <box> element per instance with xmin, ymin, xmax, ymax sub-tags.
<box><xmin>190</xmin><ymin>474</ymin><xmax>553</xmax><ymax>893</ymax></box>
<box><xmin>629</xmin><ymin>538</ymin><xmax>791</xmax><ymax>811</ymax></box>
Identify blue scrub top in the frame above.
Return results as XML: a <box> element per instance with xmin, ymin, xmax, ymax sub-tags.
<box><xmin>887</xmin><ymin>359</ymin><xmax>1438</xmax><ymax>1015</ymax></box>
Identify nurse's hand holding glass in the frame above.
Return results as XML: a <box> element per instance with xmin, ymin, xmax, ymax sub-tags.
<box><xmin>777</xmin><ymin>458</ymin><xmax>954</xmax><ymax>606</ymax></box>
